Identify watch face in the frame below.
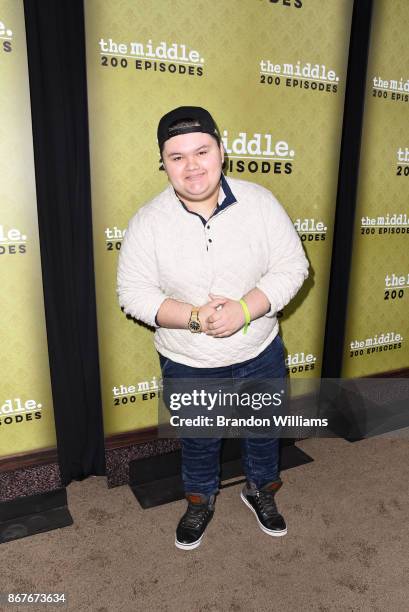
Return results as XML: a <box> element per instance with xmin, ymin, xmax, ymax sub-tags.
<box><xmin>189</xmin><ymin>321</ymin><xmax>201</xmax><ymax>332</ymax></box>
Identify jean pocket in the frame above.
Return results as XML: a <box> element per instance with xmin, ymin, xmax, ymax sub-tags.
<box><xmin>274</xmin><ymin>333</ymin><xmax>284</xmax><ymax>348</ymax></box>
<box><xmin>158</xmin><ymin>353</ymin><xmax>171</xmax><ymax>375</ymax></box>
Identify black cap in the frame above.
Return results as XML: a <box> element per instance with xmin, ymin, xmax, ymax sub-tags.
<box><xmin>157</xmin><ymin>106</ymin><xmax>219</xmax><ymax>151</ymax></box>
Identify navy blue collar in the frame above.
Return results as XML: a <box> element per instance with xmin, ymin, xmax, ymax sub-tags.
<box><xmin>218</xmin><ymin>174</ymin><xmax>237</xmax><ymax>210</ymax></box>
<box><xmin>176</xmin><ymin>174</ymin><xmax>237</xmax><ymax>226</ymax></box>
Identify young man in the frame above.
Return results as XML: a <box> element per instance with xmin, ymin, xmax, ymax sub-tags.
<box><xmin>117</xmin><ymin>106</ymin><xmax>308</xmax><ymax>550</ymax></box>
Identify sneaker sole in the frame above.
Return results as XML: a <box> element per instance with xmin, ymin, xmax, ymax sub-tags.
<box><xmin>240</xmin><ymin>492</ymin><xmax>287</xmax><ymax>537</ymax></box>
<box><xmin>175</xmin><ymin>534</ymin><xmax>204</xmax><ymax>550</ymax></box>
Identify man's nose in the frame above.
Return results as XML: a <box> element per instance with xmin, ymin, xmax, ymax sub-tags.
<box><xmin>185</xmin><ymin>155</ymin><xmax>199</xmax><ymax>169</ymax></box>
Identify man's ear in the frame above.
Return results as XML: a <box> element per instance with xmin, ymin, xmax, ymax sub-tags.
<box><xmin>220</xmin><ymin>142</ymin><xmax>225</xmax><ymax>165</ymax></box>
<box><xmin>161</xmin><ymin>157</ymin><xmax>168</xmax><ymax>175</ymax></box>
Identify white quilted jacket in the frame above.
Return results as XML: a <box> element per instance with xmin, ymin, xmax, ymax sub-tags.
<box><xmin>117</xmin><ymin>176</ymin><xmax>309</xmax><ymax>367</ymax></box>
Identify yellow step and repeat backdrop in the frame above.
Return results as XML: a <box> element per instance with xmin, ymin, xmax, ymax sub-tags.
<box><xmin>342</xmin><ymin>0</ymin><xmax>409</xmax><ymax>377</ymax></box>
<box><xmin>0</xmin><ymin>0</ymin><xmax>56</xmax><ymax>458</ymax></box>
<box><xmin>85</xmin><ymin>0</ymin><xmax>353</xmax><ymax>437</ymax></box>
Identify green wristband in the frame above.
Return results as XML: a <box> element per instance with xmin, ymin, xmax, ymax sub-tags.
<box><xmin>239</xmin><ymin>298</ymin><xmax>251</xmax><ymax>334</ymax></box>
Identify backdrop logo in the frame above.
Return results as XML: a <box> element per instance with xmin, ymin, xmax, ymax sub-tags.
<box><xmin>384</xmin><ymin>272</ymin><xmax>408</xmax><ymax>301</ymax></box>
<box><xmin>360</xmin><ymin>212</ymin><xmax>409</xmax><ymax>237</ymax></box>
<box><xmin>349</xmin><ymin>331</ymin><xmax>403</xmax><ymax>358</ymax></box>
<box><xmin>397</xmin><ymin>147</ymin><xmax>409</xmax><ymax>177</ymax></box>
<box><xmin>0</xmin><ymin>397</ymin><xmax>43</xmax><ymax>426</ymax></box>
<box><xmin>222</xmin><ymin>130</ymin><xmax>294</xmax><ymax>175</ymax></box>
<box><xmin>260</xmin><ymin>60</ymin><xmax>339</xmax><ymax>93</ymax></box>
<box><xmin>0</xmin><ymin>224</ymin><xmax>27</xmax><ymax>255</ymax></box>
<box><xmin>0</xmin><ymin>20</ymin><xmax>13</xmax><ymax>53</ymax></box>
<box><xmin>258</xmin><ymin>0</ymin><xmax>303</xmax><ymax>8</ymax></box>
<box><xmin>105</xmin><ymin>226</ymin><xmax>126</xmax><ymax>252</ymax></box>
<box><xmin>98</xmin><ymin>38</ymin><xmax>204</xmax><ymax>77</ymax></box>
<box><xmin>112</xmin><ymin>377</ymin><xmax>161</xmax><ymax>407</ymax></box>
<box><xmin>372</xmin><ymin>75</ymin><xmax>409</xmax><ymax>103</ymax></box>
<box><xmin>285</xmin><ymin>351</ymin><xmax>316</xmax><ymax>374</ymax></box>
<box><xmin>294</xmin><ymin>218</ymin><xmax>327</xmax><ymax>242</ymax></box>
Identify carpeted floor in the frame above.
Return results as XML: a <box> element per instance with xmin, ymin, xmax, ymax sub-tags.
<box><xmin>1</xmin><ymin>435</ymin><xmax>409</xmax><ymax>612</ymax></box>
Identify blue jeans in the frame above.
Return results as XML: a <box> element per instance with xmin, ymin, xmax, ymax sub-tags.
<box><xmin>159</xmin><ymin>334</ymin><xmax>286</xmax><ymax>497</ymax></box>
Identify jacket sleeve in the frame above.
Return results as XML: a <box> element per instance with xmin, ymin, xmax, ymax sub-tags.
<box><xmin>255</xmin><ymin>193</ymin><xmax>309</xmax><ymax>315</ymax></box>
<box><xmin>116</xmin><ymin>211</ymin><xmax>168</xmax><ymax>327</ymax></box>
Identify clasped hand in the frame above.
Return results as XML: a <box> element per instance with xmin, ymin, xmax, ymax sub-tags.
<box><xmin>199</xmin><ymin>293</ymin><xmax>245</xmax><ymax>338</ymax></box>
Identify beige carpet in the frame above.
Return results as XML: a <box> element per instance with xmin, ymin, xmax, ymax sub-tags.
<box><xmin>1</xmin><ymin>436</ymin><xmax>409</xmax><ymax>612</ymax></box>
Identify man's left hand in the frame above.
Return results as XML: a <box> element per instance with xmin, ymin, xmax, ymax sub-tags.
<box><xmin>205</xmin><ymin>293</ymin><xmax>245</xmax><ymax>337</ymax></box>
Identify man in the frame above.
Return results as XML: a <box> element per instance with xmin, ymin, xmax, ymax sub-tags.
<box><xmin>117</xmin><ymin>106</ymin><xmax>308</xmax><ymax>550</ymax></box>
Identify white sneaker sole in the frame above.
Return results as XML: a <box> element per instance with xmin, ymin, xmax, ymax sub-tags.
<box><xmin>175</xmin><ymin>534</ymin><xmax>204</xmax><ymax>550</ymax></box>
<box><xmin>240</xmin><ymin>492</ymin><xmax>287</xmax><ymax>537</ymax></box>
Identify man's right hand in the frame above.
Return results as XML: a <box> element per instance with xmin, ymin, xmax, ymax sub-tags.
<box><xmin>156</xmin><ymin>296</ymin><xmax>228</xmax><ymax>330</ymax></box>
<box><xmin>198</xmin><ymin>297</ymin><xmax>228</xmax><ymax>332</ymax></box>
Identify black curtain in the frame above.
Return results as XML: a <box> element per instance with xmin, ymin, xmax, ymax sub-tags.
<box><xmin>321</xmin><ymin>0</ymin><xmax>374</xmax><ymax>378</ymax></box>
<box><xmin>23</xmin><ymin>0</ymin><xmax>105</xmax><ymax>484</ymax></box>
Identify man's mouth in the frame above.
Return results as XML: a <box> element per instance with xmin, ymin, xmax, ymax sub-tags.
<box><xmin>186</xmin><ymin>172</ymin><xmax>205</xmax><ymax>181</ymax></box>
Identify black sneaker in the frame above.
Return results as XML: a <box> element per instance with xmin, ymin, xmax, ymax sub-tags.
<box><xmin>175</xmin><ymin>493</ymin><xmax>215</xmax><ymax>550</ymax></box>
<box><xmin>241</xmin><ymin>480</ymin><xmax>287</xmax><ymax>537</ymax></box>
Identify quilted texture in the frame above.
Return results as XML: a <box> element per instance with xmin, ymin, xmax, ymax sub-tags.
<box><xmin>117</xmin><ymin>176</ymin><xmax>308</xmax><ymax>367</ymax></box>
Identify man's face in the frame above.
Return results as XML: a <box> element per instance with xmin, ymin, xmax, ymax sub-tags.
<box><xmin>162</xmin><ymin>132</ymin><xmax>224</xmax><ymax>205</ymax></box>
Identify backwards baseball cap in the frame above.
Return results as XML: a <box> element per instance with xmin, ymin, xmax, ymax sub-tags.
<box><xmin>157</xmin><ymin>106</ymin><xmax>220</xmax><ymax>152</ymax></box>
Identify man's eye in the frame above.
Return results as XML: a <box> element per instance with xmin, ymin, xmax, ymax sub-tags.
<box><xmin>172</xmin><ymin>156</ymin><xmax>182</xmax><ymax>161</ymax></box>
<box><xmin>198</xmin><ymin>150</ymin><xmax>208</xmax><ymax>155</ymax></box>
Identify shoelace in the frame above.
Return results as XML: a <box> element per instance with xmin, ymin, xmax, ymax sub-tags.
<box><xmin>180</xmin><ymin>503</ymin><xmax>210</xmax><ymax>530</ymax></box>
<box><xmin>255</xmin><ymin>490</ymin><xmax>279</xmax><ymax>518</ymax></box>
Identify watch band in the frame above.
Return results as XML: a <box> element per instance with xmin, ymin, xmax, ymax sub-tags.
<box><xmin>188</xmin><ymin>307</ymin><xmax>202</xmax><ymax>333</ymax></box>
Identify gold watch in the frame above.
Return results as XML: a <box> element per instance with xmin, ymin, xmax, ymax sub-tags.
<box><xmin>188</xmin><ymin>307</ymin><xmax>202</xmax><ymax>333</ymax></box>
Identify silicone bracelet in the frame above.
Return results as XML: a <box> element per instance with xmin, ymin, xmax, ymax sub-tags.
<box><xmin>239</xmin><ymin>298</ymin><xmax>251</xmax><ymax>334</ymax></box>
